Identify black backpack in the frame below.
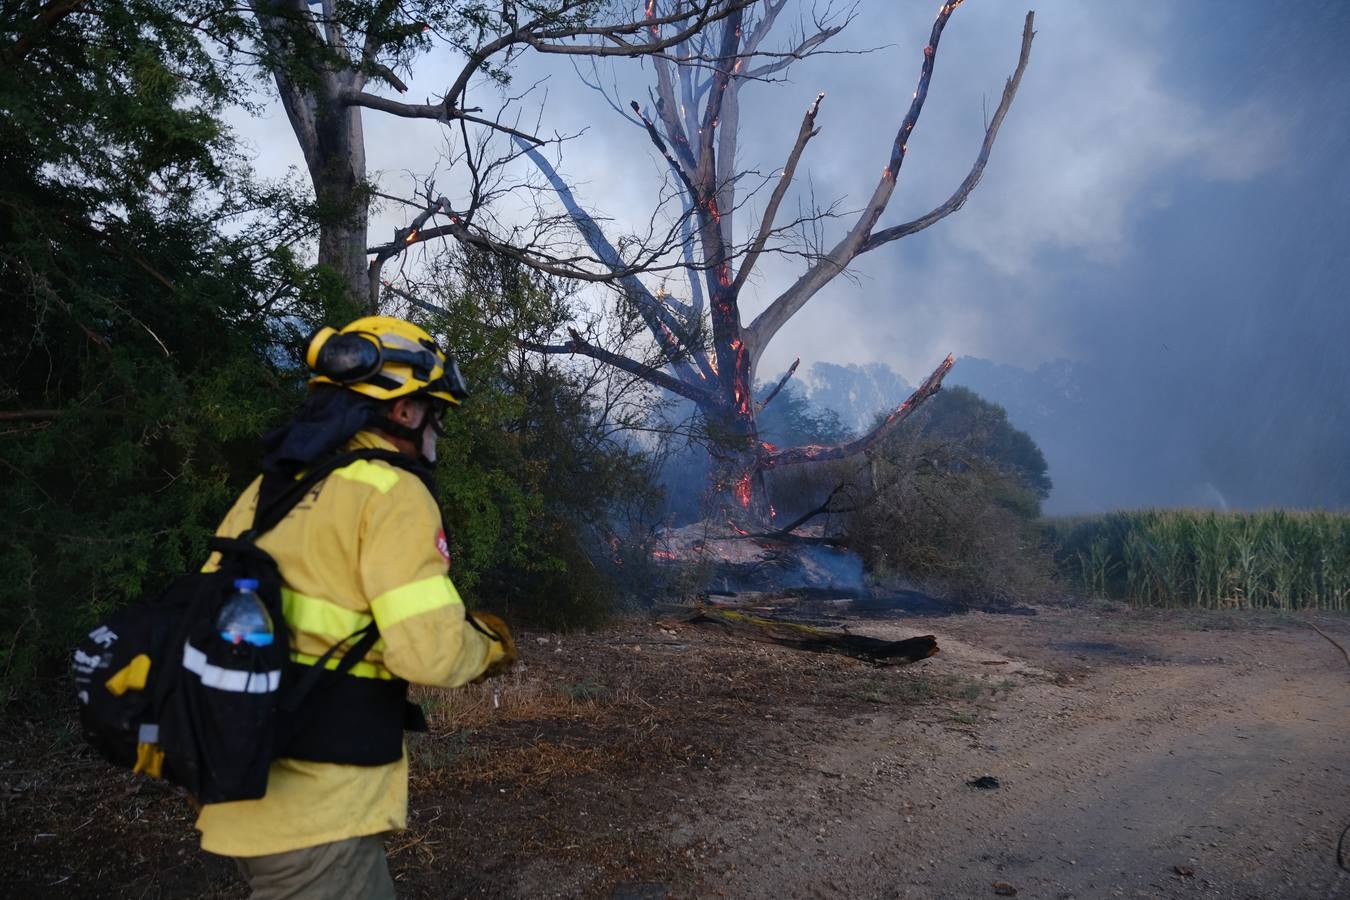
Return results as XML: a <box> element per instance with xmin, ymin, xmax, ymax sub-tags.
<box><xmin>72</xmin><ymin>449</ymin><xmax>425</xmax><ymax>804</ymax></box>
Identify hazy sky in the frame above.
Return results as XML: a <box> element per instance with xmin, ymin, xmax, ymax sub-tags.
<box><xmin>232</xmin><ymin>1</ymin><xmax>1350</xmax><ymax>508</ymax></box>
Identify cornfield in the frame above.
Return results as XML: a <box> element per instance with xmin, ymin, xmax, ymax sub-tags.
<box><xmin>1044</xmin><ymin>510</ymin><xmax>1350</xmax><ymax>611</ymax></box>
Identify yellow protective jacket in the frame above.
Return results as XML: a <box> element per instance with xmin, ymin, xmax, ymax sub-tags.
<box><xmin>195</xmin><ymin>431</ymin><xmax>504</xmax><ymax>857</ymax></box>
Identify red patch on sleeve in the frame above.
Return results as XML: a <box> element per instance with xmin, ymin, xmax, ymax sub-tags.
<box><xmin>435</xmin><ymin>528</ymin><xmax>451</xmax><ymax>567</ymax></box>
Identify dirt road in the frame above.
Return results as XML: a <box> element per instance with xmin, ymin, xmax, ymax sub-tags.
<box><xmin>673</xmin><ymin>609</ymin><xmax>1350</xmax><ymax>899</ymax></box>
<box><xmin>3</xmin><ymin>605</ymin><xmax>1348</xmax><ymax>898</ymax></box>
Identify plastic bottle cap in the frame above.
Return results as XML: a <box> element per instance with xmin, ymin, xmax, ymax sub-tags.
<box><xmin>234</xmin><ymin>578</ymin><xmax>260</xmax><ymax>591</ymax></box>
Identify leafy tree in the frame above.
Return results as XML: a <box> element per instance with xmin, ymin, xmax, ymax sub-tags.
<box><xmin>901</xmin><ymin>386</ymin><xmax>1052</xmax><ymax>510</ymax></box>
<box><xmin>843</xmin><ymin>387</ymin><xmax>1054</xmax><ymax>603</ymax></box>
<box><xmin>0</xmin><ymin>0</ymin><xmax>321</xmax><ymax>693</ymax></box>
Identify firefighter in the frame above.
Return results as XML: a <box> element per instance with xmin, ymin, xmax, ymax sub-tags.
<box><xmin>195</xmin><ymin>316</ymin><xmax>515</xmax><ymax>898</ymax></box>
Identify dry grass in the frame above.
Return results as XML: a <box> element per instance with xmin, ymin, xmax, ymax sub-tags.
<box><xmin>412</xmin><ymin>671</ymin><xmax>602</xmax><ymax>733</ymax></box>
<box><xmin>2</xmin><ymin>619</ymin><xmax>992</xmax><ymax>898</ymax></box>
<box><xmin>459</xmin><ymin>743</ymin><xmax>613</xmax><ymax>785</ymax></box>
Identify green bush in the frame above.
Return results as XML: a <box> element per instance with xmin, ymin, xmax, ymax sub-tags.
<box><xmin>765</xmin><ymin>387</ymin><xmax>1056</xmax><ymax>605</ymax></box>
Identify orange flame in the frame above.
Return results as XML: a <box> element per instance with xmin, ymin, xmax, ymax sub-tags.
<box><xmin>734</xmin><ymin>473</ymin><xmax>752</xmax><ymax>508</ymax></box>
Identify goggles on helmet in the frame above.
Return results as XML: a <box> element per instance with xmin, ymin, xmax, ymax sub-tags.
<box><xmin>306</xmin><ymin>326</ymin><xmax>468</xmax><ymax>403</ymax></box>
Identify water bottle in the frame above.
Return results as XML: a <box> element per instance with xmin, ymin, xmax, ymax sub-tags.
<box><xmin>216</xmin><ymin>578</ymin><xmax>274</xmax><ymax>647</ymax></box>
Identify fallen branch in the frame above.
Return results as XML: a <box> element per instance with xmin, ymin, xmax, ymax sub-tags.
<box><xmin>684</xmin><ymin>606</ymin><xmax>938</xmax><ymax>665</ymax></box>
<box><xmin>0</xmin><ymin>409</ymin><xmax>64</xmax><ymax>422</ymax></box>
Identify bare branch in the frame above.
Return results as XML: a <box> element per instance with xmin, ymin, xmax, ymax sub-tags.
<box><xmin>740</xmin><ymin>20</ymin><xmax>847</xmax><ymax>80</ymax></box>
<box><xmin>861</xmin><ymin>11</ymin><xmax>1035</xmax><ymax>252</ymax></box>
<box><xmin>515</xmin><ymin>139</ymin><xmax>711</xmax><ymax>383</ymax></box>
<box><xmin>763</xmin><ymin>354</ymin><xmax>953</xmax><ymax>468</ymax></box>
<box><xmin>369</xmin><ymin>62</ymin><xmax>408</xmax><ymax>93</ymax></box>
<box><xmin>366</xmin><ymin>194</ymin><xmax>451</xmax><ymax>302</ymax></box>
<box><xmin>739</xmin><ymin>0</ymin><xmax>788</xmax><ymax>59</ymax></box>
<box><xmin>345</xmin><ymin>92</ymin><xmax>546</xmax><ymax>144</ymax></box>
<box><xmin>522</xmin><ymin>330</ymin><xmax>715</xmax><ymax>405</ymax></box>
<box><xmin>651</xmin><ymin>47</ymin><xmax>697</xmax><ymax>170</ymax></box>
<box><xmin>437</xmin><ymin>0</ymin><xmax>756</xmax><ymax>123</ymax></box>
<box><xmin>630</xmin><ymin>100</ymin><xmax>701</xmax><ymax>200</ymax></box>
<box><xmin>731</xmin><ymin>91</ymin><xmax>823</xmax><ymax>295</ymax></box>
<box><xmin>755</xmin><ymin>358</ymin><xmax>799</xmax><ymax>412</ymax></box>
<box><xmin>768</xmin><ymin>476</ymin><xmax>854</xmax><ymax>537</ymax></box>
<box><xmin>247</xmin><ymin>0</ymin><xmax>329</xmax><ymax>169</ymax></box>
<box><xmin>747</xmin><ymin>3</ymin><xmax>1033</xmax><ymax>359</ymax></box>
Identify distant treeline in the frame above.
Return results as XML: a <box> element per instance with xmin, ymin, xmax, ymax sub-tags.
<box><xmin>1047</xmin><ymin>510</ymin><xmax>1350</xmax><ymax>612</ymax></box>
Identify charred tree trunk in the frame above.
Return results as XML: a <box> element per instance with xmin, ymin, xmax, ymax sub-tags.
<box><xmin>705</xmin><ymin>405</ymin><xmax>772</xmax><ymax>522</ymax></box>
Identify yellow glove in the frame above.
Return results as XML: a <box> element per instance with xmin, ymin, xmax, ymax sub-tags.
<box><xmin>470</xmin><ymin>611</ymin><xmax>516</xmax><ymax>679</ymax></box>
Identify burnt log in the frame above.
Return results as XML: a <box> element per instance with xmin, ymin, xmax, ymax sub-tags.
<box><xmin>683</xmin><ymin>607</ymin><xmax>938</xmax><ymax>665</ymax></box>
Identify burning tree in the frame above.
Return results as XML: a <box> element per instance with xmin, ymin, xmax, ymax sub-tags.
<box><xmin>522</xmin><ymin>1</ymin><xmax>1035</xmax><ymax>523</ymax></box>
<box><xmin>222</xmin><ymin>0</ymin><xmax>752</xmax><ymax>310</ymax></box>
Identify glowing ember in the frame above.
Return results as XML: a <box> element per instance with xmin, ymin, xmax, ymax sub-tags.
<box><xmin>734</xmin><ymin>473</ymin><xmax>752</xmax><ymax>508</ymax></box>
<box><xmin>404</xmin><ymin>229</ymin><xmax>419</xmax><ymax>244</ymax></box>
<box><xmin>650</xmin><ymin>549</ymin><xmax>678</xmax><ymax>561</ymax></box>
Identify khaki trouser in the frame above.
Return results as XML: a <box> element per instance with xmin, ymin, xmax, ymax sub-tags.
<box><xmin>233</xmin><ymin>834</ymin><xmax>396</xmax><ymax>900</ymax></box>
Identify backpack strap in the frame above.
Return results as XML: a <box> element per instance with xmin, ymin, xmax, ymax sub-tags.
<box><xmin>250</xmin><ymin>449</ymin><xmax>430</xmax><ymax>539</ymax></box>
<box><xmin>279</xmin><ymin>623</ymin><xmax>382</xmax><ymax>714</ymax></box>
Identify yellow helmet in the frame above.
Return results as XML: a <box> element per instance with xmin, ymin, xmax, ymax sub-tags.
<box><xmin>304</xmin><ymin>316</ymin><xmax>467</xmax><ymax>405</ymax></box>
